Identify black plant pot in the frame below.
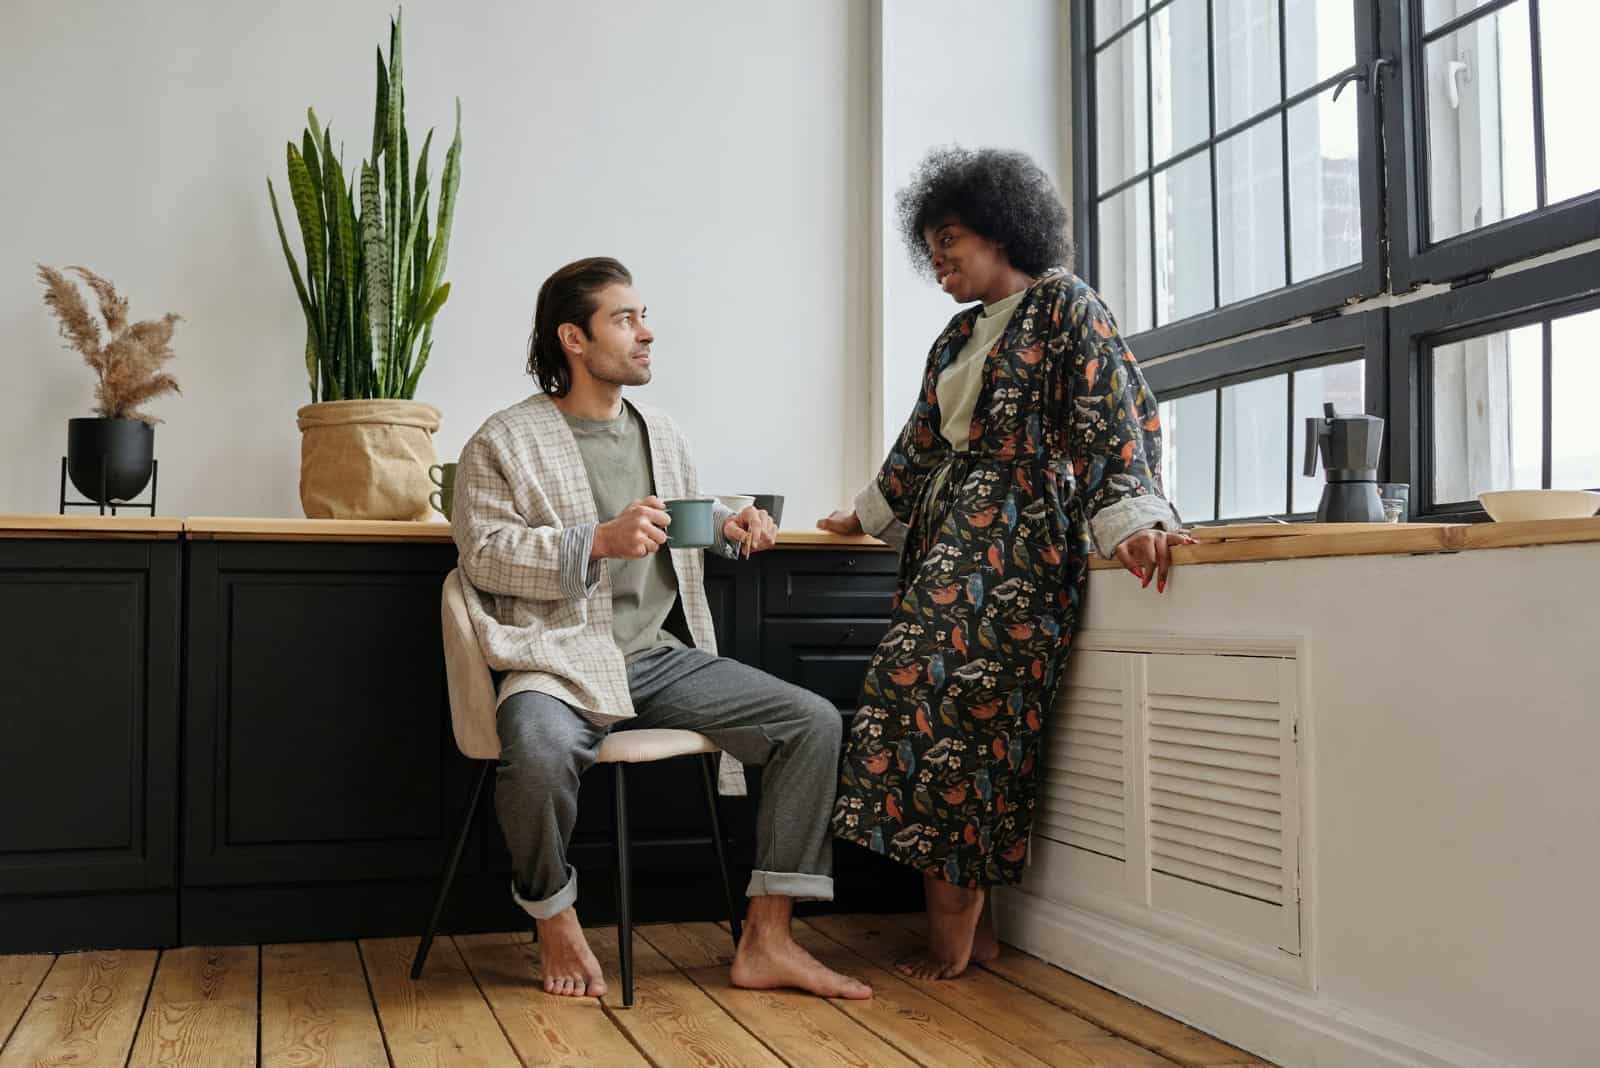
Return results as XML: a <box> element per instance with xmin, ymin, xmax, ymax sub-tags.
<box><xmin>67</xmin><ymin>417</ymin><xmax>155</xmax><ymax>503</ymax></box>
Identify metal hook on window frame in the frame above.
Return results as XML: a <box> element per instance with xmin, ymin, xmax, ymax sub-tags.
<box><xmin>1331</xmin><ymin>55</ymin><xmax>1394</xmax><ymax>101</ymax></box>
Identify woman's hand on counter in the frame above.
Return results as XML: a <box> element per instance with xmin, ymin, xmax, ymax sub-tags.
<box><xmin>1114</xmin><ymin>527</ymin><xmax>1196</xmax><ymax>594</ymax></box>
<box><xmin>816</xmin><ymin>509</ymin><xmax>864</xmax><ymax>536</ymax></box>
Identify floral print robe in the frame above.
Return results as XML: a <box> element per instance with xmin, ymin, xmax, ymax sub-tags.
<box><xmin>832</xmin><ymin>269</ymin><xmax>1175</xmax><ymax>887</ymax></box>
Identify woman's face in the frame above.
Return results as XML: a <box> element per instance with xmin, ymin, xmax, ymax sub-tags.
<box><xmin>923</xmin><ymin>218</ymin><xmax>1011</xmax><ymax>303</ymax></box>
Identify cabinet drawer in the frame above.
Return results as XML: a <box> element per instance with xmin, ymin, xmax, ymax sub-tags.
<box><xmin>763</xmin><ymin>619</ymin><xmax>889</xmax><ymax>712</ymax></box>
<box><xmin>762</xmin><ymin>550</ymin><xmax>898</xmax><ymax>617</ymax></box>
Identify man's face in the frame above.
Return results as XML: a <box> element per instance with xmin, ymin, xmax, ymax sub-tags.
<box><xmin>566</xmin><ymin>283</ymin><xmax>654</xmax><ymax>387</ymax></box>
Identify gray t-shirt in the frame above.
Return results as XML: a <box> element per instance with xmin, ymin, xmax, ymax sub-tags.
<box><xmin>561</xmin><ymin>403</ymin><xmax>686</xmax><ymax>659</ymax></box>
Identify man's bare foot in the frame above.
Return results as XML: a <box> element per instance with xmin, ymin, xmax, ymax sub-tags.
<box><xmin>896</xmin><ymin>874</ymin><xmax>986</xmax><ymax>979</ymax></box>
<box><xmin>730</xmin><ymin>896</ymin><xmax>872</xmax><ymax>999</ymax></box>
<box><xmin>534</xmin><ymin>908</ymin><xmax>607</xmax><ymax>998</ymax></box>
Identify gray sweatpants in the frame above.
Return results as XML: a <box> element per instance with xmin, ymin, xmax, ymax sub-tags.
<box><xmin>495</xmin><ymin>645</ymin><xmax>842</xmax><ymax>920</ymax></box>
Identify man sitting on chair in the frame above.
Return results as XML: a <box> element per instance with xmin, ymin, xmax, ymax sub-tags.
<box><xmin>451</xmin><ymin>256</ymin><xmax>871</xmax><ymax>1000</ymax></box>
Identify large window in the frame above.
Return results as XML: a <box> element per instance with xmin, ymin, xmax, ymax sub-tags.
<box><xmin>1074</xmin><ymin>1</ymin><xmax>1600</xmax><ymax>519</ymax></box>
<box><xmin>1144</xmin><ymin>313</ymin><xmax>1382</xmax><ymax>522</ymax></box>
<box><xmin>1081</xmin><ymin>0</ymin><xmax>1382</xmax><ymax>357</ymax></box>
<box><xmin>1388</xmin><ymin>250</ymin><xmax>1600</xmax><ymax>517</ymax></box>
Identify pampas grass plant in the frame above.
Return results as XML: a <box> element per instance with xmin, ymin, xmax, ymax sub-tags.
<box><xmin>37</xmin><ymin>265</ymin><xmax>181</xmax><ymax>425</ymax></box>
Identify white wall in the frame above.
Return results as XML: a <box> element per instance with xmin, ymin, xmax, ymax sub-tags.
<box><xmin>0</xmin><ymin>0</ymin><xmax>870</xmax><ymax>524</ymax></box>
<box><xmin>875</xmin><ymin>0</ymin><xmax>1065</xmax><ymax>460</ymax></box>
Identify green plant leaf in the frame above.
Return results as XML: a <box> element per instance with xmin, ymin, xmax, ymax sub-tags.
<box><xmin>422</xmin><ymin>98</ymin><xmax>462</xmax><ymax>301</ymax></box>
<box><xmin>414</xmin><ymin>280</ymin><xmax>449</xmax><ymax>327</ymax></box>
<box><xmin>371</xmin><ymin>46</ymin><xmax>388</xmax><ymax>169</ymax></box>
<box><xmin>403</xmin><ymin>332</ymin><xmax>432</xmax><ymax>399</ymax></box>
<box><xmin>385</xmin><ymin>12</ymin><xmax>405</xmax><ymax>385</ymax></box>
<box><xmin>267</xmin><ymin>178</ymin><xmax>313</xmax><ymax>316</ymax></box>
<box><xmin>360</xmin><ymin>161</ymin><xmax>391</xmax><ymax>395</ymax></box>
<box><xmin>285</xmin><ymin>144</ymin><xmax>325</xmax><ymax>315</ymax></box>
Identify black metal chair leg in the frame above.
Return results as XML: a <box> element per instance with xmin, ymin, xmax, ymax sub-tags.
<box><xmin>412</xmin><ymin>759</ymin><xmax>493</xmax><ymax>979</ymax></box>
<box><xmin>612</xmin><ymin>762</ymin><xmax>634</xmax><ymax>1007</ymax></box>
<box><xmin>700</xmin><ymin>753</ymin><xmax>743</xmax><ymax>948</ymax></box>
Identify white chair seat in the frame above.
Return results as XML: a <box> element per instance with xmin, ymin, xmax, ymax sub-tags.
<box><xmin>599</xmin><ymin>728</ymin><xmax>718</xmax><ymax>764</ymax></box>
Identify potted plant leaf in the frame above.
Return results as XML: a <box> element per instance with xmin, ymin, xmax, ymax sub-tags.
<box><xmin>36</xmin><ymin>265</ymin><xmax>180</xmax><ymax>507</ymax></box>
<box><xmin>268</xmin><ymin>9</ymin><xmax>461</xmax><ymax>520</ymax></box>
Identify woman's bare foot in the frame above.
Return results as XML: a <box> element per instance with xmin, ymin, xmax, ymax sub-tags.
<box><xmin>969</xmin><ymin>899</ymin><xmax>1000</xmax><ymax>965</ymax></box>
<box><xmin>729</xmin><ymin>896</ymin><xmax>873</xmax><ymax>999</ymax></box>
<box><xmin>535</xmin><ymin>908</ymin><xmax>607</xmax><ymax>998</ymax></box>
<box><xmin>896</xmin><ymin>874</ymin><xmax>986</xmax><ymax>979</ymax></box>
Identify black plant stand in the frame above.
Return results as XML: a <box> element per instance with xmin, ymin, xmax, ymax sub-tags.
<box><xmin>59</xmin><ymin>456</ymin><xmax>159</xmax><ymax>516</ymax></box>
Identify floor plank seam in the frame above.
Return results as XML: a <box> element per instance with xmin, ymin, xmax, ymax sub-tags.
<box><xmin>451</xmin><ymin>934</ymin><xmax>533</xmax><ymax>1067</ymax></box>
<box><xmin>354</xmin><ymin>939</ymin><xmax>399</xmax><ymax>1068</ymax></box>
<box><xmin>798</xmin><ymin>917</ymin><xmax>1056</xmax><ymax>1068</ymax></box>
<box><xmin>122</xmin><ymin>948</ymin><xmax>163</xmax><ymax>1068</ymax></box>
<box><xmin>597</xmin><ymin>997</ymin><xmax>662</xmax><ymax>1068</ymax></box>
<box><xmin>0</xmin><ymin>954</ymin><xmax>55</xmax><ymax>1056</ymax></box>
<box><xmin>634</xmin><ymin>926</ymin><xmax>793</xmax><ymax>1068</ymax></box>
<box><xmin>973</xmin><ymin>957</ymin><xmax>1211</xmax><ymax>1068</ymax></box>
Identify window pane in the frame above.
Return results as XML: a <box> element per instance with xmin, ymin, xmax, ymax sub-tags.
<box><xmin>1216</xmin><ymin>118</ymin><xmax>1286</xmax><ymax>305</ymax></box>
<box><xmin>1096</xmin><ymin>182</ymin><xmax>1153</xmax><ymax>335</ymax></box>
<box><xmin>1539</xmin><ymin>2</ymin><xmax>1600</xmax><ymax>206</ymax></box>
<box><xmin>1151</xmin><ymin>0</ymin><xmax>1209</xmax><ymax>162</ymax></box>
<box><xmin>1154</xmin><ymin>151</ymin><xmax>1215</xmax><ymax>324</ymax></box>
<box><xmin>1162</xmin><ymin>392</ymin><xmax>1218</xmax><ymax>522</ymax></box>
<box><xmin>1213</xmin><ymin>0</ymin><xmax>1281</xmax><ymax>130</ymax></box>
<box><xmin>1284</xmin><ymin>0</ymin><xmax>1356</xmax><ymax>97</ymax></box>
<box><xmin>1431</xmin><ymin>324</ymin><xmax>1542</xmax><ymax>502</ymax></box>
<box><xmin>1423</xmin><ymin>0</ymin><xmax>1498</xmax><ymax>33</ymax></box>
<box><xmin>1288</xmin><ymin>87</ymin><xmax>1361</xmax><ymax>282</ymax></box>
<box><xmin>1291</xmin><ymin>358</ymin><xmax>1366</xmax><ymax>513</ymax></box>
<box><xmin>1096</xmin><ymin>0</ymin><xmax>1145</xmax><ymax>45</ymax></box>
<box><xmin>1098</xmin><ymin>23</ymin><xmax>1149</xmax><ymax>189</ymax></box>
<box><xmin>1220</xmin><ymin>375</ymin><xmax>1289</xmax><ymax>519</ymax></box>
<box><xmin>1424</xmin><ymin>2</ymin><xmax>1537</xmax><ymax>242</ymax></box>
<box><xmin>1551</xmin><ymin>308</ymin><xmax>1600</xmax><ymax>490</ymax></box>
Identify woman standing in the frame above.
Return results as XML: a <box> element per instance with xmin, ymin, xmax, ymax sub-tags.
<box><xmin>821</xmin><ymin>147</ymin><xmax>1191</xmax><ymax>978</ymax></box>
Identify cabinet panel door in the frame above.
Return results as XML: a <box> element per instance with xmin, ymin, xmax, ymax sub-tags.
<box><xmin>762</xmin><ymin>551</ymin><xmax>897</xmax><ymax>617</ymax></box>
<box><xmin>761</xmin><ymin>619</ymin><xmax>889</xmax><ymax>712</ymax></box>
<box><xmin>701</xmin><ymin>554</ymin><xmax>760</xmax><ymax>665</ymax></box>
<box><xmin>0</xmin><ymin>540</ymin><xmax>179</xmax><ymax>895</ymax></box>
<box><xmin>184</xmin><ymin>541</ymin><xmax>467</xmax><ymax>886</ymax></box>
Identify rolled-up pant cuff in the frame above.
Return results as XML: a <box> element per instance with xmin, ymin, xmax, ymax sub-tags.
<box><xmin>510</xmin><ymin>869</ymin><xmax>578</xmax><ymax>920</ymax></box>
<box><xmin>745</xmin><ymin>870</ymin><xmax>834</xmax><ymax>902</ymax></box>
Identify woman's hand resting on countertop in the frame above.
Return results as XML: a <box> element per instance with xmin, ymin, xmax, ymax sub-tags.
<box><xmin>1114</xmin><ymin>527</ymin><xmax>1196</xmax><ymax>594</ymax></box>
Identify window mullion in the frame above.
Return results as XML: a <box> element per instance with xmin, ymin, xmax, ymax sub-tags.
<box><xmin>1541</xmin><ymin>319</ymin><xmax>1553</xmax><ymax>488</ymax></box>
<box><xmin>1207</xmin><ymin>0</ymin><xmax>1221</xmax><ymax>311</ymax></box>
<box><xmin>1528</xmin><ymin>0</ymin><xmax>1548</xmax><ymax>209</ymax></box>
<box><xmin>1278</xmin><ymin>0</ymin><xmax>1292</xmax><ymax>287</ymax></box>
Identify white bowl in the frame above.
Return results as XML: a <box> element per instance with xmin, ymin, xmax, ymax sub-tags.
<box><xmin>716</xmin><ymin>494</ymin><xmax>756</xmax><ymax>514</ymax></box>
<box><xmin>1478</xmin><ymin>489</ymin><xmax>1600</xmax><ymax>522</ymax></box>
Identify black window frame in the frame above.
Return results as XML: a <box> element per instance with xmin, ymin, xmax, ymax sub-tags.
<box><xmin>1144</xmin><ymin>309</ymin><xmax>1388</xmax><ymax>524</ymax></box>
<box><xmin>1387</xmin><ymin>249</ymin><xmax>1600</xmax><ymax>521</ymax></box>
<box><xmin>1381</xmin><ymin>0</ymin><xmax>1600</xmax><ymax>292</ymax></box>
<box><xmin>1072</xmin><ymin>0</ymin><xmax>1388</xmax><ymax>361</ymax></box>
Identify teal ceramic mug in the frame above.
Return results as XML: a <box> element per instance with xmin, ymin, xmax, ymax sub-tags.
<box><xmin>429</xmin><ymin>462</ymin><xmax>457</xmax><ymax>519</ymax></box>
<box><xmin>663</xmin><ymin>497</ymin><xmax>716</xmax><ymax>548</ymax></box>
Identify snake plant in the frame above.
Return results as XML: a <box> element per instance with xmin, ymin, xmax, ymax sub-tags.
<box><xmin>268</xmin><ymin>10</ymin><xmax>460</xmax><ymax>402</ymax></box>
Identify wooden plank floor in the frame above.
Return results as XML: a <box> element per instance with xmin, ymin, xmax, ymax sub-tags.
<box><xmin>0</xmin><ymin>916</ymin><xmax>1273</xmax><ymax>1067</ymax></box>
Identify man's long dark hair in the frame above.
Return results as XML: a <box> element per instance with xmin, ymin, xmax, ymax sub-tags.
<box><xmin>526</xmin><ymin>257</ymin><xmax>633</xmax><ymax>396</ymax></box>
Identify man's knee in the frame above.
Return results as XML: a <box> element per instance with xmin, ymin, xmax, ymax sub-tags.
<box><xmin>791</xmin><ymin>690</ymin><xmax>842</xmax><ymax>756</ymax></box>
<box><xmin>496</xmin><ymin>695</ymin><xmax>594</xmax><ymax>785</ymax></box>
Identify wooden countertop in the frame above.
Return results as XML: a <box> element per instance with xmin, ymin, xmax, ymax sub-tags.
<box><xmin>1086</xmin><ymin>517</ymin><xmax>1600</xmax><ymax>569</ymax></box>
<box><xmin>10</xmin><ymin>512</ymin><xmax>1593</xmax><ymax>561</ymax></box>
<box><xmin>0</xmin><ymin>514</ymin><xmax>183</xmax><ymax>540</ymax></box>
<box><xmin>3</xmin><ymin>514</ymin><xmax>888</xmax><ymax>548</ymax></box>
<box><xmin>183</xmin><ymin>516</ymin><xmax>457</xmax><ymax>542</ymax></box>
